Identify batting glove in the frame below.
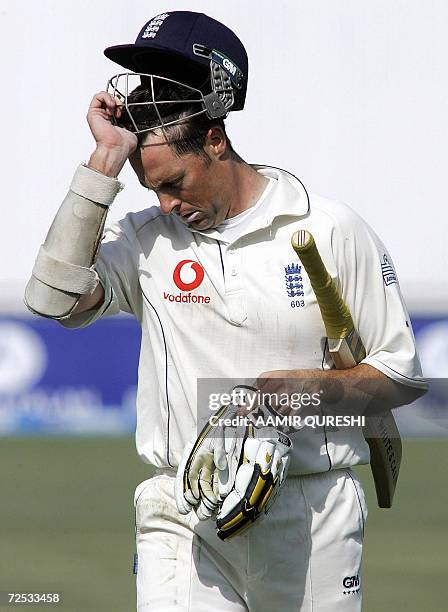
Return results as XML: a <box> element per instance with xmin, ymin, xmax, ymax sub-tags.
<box><xmin>216</xmin><ymin>422</ymin><xmax>291</xmax><ymax>540</ymax></box>
<box><xmin>175</xmin><ymin>402</ymin><xmax>232</xmax><ymax>521</ymax></box>
<box><xmin>175</xmin><ymin>386</ymin><xmax>292</xmax><ymax>538</ymax></box>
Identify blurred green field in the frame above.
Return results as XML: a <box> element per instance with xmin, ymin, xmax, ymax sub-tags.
<box><xmin>0</xmin><ymin>437</ymin><xmax>446</xmax><ymax>611</ymax></box>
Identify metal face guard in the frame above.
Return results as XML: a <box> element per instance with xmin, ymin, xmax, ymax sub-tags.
<box><xmin>106</xmin><ymin>66</ymin><xmax>236</xmax><ymax>134</ymax></box>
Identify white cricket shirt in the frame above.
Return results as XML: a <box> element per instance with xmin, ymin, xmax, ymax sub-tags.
<box><xmin>63</xmin><ymin>165</ymin><xmax>426</xmax><ymax>473</ymax></box>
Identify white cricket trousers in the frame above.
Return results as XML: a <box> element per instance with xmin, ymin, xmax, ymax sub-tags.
<box><xmin>134</xmin><ymin>468</ymin><xmax>367</xmax><ymax>611</ymax></box>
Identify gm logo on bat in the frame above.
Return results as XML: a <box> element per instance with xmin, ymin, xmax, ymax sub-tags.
<box><xmin>163</xmin><ymin>260</ymin><xmax>211</xmax><ymax>304</ymax></box>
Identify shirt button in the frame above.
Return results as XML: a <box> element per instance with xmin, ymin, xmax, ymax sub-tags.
<box><xmin>229</xmin><ymin>249</ymin><xmax>235</xmax><ymax>255</ymax></box>
<box><xmin>231</xmin><ymin>269</ymin><xmax>238</xmax><ymax>276</ymax></box>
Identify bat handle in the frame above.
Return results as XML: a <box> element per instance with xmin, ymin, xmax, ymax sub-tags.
<box><xmin>291</xmin><ymin>230</ymin><xmax>354</xmax><ymax>339</ymax></box>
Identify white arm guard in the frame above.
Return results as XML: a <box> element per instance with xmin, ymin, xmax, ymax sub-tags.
<box><xmin>24</xmin><ymin>165</ymin><xmax>123</xmax><ymax>319</ymax></box>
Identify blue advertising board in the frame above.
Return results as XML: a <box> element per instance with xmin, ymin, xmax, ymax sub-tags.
<box><xmin>0</xmin><ymin>315</ymin><xmax>140</xmax><ymax>434</ymax></box>
<box><xmin>0</xmin><ymin>314</ymin><xmax>447</xmax><ymax>435</ymax></box>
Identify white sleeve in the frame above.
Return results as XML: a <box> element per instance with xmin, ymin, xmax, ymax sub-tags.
<box><xmin>330</xmin><ymin>202</ymin><xmax>426</xmax><ymax>389</ymax></box>
<box><xmin>60</xmin><ymin>216</ymin><xmax>143</xmax><ymax>329</ymax></box>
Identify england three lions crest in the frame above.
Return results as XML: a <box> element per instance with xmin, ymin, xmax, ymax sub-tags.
<box><xmin>284</xmin><ymin>263</ymin><xmax>305</xmax><ymax>308</ymax></box>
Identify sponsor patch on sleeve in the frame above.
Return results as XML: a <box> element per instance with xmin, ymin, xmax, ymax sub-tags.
<box><xmin>381</xmin><ymin>253</ymin><xmax>398</xmax><ymax>286</ymax></box>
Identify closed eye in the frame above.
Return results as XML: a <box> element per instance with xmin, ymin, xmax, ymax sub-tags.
<box><xmin>144</xmin><ymin>174</ymin><xmax>185</xmax><ymax>192</ymax></box>
<box><xmin>163</xmin><ymin>178</ymin><xmax>183</xmax><ymax>190</ymax></box>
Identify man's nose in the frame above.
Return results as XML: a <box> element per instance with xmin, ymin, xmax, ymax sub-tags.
<box><xmin>158</xmin><ymin>192</ymin><xmax>182</xmax><ymax>214</ymax></box>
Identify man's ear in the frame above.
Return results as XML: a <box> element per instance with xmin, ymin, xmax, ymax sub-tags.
<box><xmin>204</xmin><ymin>126</ymin><xmax>227</xmax><ymax>159</ymax></box>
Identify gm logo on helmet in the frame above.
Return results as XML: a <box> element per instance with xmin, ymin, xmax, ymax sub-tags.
<box><xmin>223</xmin><ymin>58</ymin><xmax>237</xmax><ymax>76</ymax></box>
<box><xmin>173</xmin><ymin>260</ymin><xmax>205</xmax><ymax>291</ymax></box>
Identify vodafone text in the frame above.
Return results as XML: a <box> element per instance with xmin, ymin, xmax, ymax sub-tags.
<box><xmin>163</xmin><ymin>291</ymin><xmax>210</xmax><ymax>304</ymax></box>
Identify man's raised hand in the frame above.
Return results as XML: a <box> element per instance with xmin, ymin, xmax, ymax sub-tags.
<box><xmin>87</xmin><ymin>91</ymin><xmax>138</xmax><ymax>177</ymax></box>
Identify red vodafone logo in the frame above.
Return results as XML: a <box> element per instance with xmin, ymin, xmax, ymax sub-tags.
<box><xmin>165</xmin><ymin>260</ymin><xmax>209</xmax><ymax>305</ymax></box>
<box><xmin>173</xmin><ymin>260</ymin><xmax>205</xmax><ymax>291</ymax></box>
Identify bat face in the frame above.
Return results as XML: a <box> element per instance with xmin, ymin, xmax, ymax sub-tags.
<box><xmin>364</xmin><ymin>413</ymin><xmax>402</xmax><ymax>508</ymax></box>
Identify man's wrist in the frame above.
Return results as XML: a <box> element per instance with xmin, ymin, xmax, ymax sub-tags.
<box><xmin>71</xmin><ymin>164</ymin><xmax>124</xmax><ymax>207</ymax></box>
<box><xmin>87</xmin><ymin>145</ymin><xmax>129</xmax><ymax>178</ymax></box>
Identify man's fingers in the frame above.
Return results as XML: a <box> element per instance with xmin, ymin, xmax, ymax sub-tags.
<box><xmin>90</xmin><ymin>91</ymin><xmax>116</xmax><ymax>108</ymax></box>
<box><xmin>275</xmin><ymin>404</ymin><xmax>291</xmax><ymax>416</ymax></box>
<box><xmin>255</xmin><ymin>376</ymin><xmax>284</xmax><ymax>412</ymax></box>
<box><xmin>256</xmin><ymin>374</ymin><xmax>283</xmax><ymax>394</ymax></box>
<box><xmin>88</xmin><ymin>92</ymin><xmax>124</xmax><ymax>118</ymax></box>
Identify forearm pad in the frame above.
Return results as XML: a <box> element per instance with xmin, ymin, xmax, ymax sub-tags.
<box><xmin>24</xmin><ymin>165</ymin><xmax>123</xmax><ymax>319</ymax></box>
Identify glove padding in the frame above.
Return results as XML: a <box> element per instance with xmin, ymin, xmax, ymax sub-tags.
<box><xmin>216</xmin><ymin>425</ymin><xmax>291</xmax><ymax>540</ymax></box>
<box><xmin>175</xmin><ymin>403</ymin><xmax>230</xmax><ymax>520</ymax></box>
<box><xmin>175</xmin><ymin>386</ymin><xmax>292</xmax><ymax>539</ymax></box>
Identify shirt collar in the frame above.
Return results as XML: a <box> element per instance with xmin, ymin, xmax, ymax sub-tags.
<box><xmin>252</xmin><ymin>165</ymin><xmax>310</xmax><ymax>224</ymax></box>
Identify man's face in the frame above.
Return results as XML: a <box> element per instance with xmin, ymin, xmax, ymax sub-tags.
<box><xmin>129</xmin><ymin>131</ymin><xmax>230</xmax><ymax>231</ymax></box>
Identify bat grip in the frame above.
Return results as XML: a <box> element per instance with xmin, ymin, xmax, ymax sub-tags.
<box><xmin>308</xmin><ymin>274</ymin><xmax>354</xmax><ymax>339</ymax></box>
<box><xmin>293</xmin><ymin>238</ymin><xmax>354</xmax><ymax>339</ymax></box>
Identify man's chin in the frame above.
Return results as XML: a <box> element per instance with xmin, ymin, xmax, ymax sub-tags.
<box><xmin>190</xmin><ymin>217</ymin><xmax>213</xmax><ymax>230</ymax></box>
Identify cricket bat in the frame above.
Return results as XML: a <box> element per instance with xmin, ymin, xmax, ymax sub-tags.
<box><xmin>291</xmin><ymin>229</ymin><xmax>401</xmax><ymax>508</ymax></box>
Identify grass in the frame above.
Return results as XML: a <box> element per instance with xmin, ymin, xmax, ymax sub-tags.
<box><xmin>0</xmin><ymin>438</ymin><xmax>150</xmax><ymax>612</ymax></box>
<box><xmin>357</xmin><ymin>438</ymin><xmax>448</xmax><ymax>611</ymax></box>
<box><xmin>1</xmin><ymin>437</ymin><xmax>446</xmax><ymax>611</ymax></box>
